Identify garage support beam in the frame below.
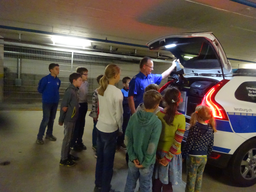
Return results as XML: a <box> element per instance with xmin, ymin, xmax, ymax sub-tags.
<box><xmin>0</xmin><ymin>37</ymin><xmax>3</xmax><ymax>102</ymax></box>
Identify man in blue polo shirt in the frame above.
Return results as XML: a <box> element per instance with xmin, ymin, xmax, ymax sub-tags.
<box><xmin>36</xmin><ymin>63</ymin><xmax>61</xmax><ymax>144</ymax></box>
<box><xmin>128</xmin><ymin>57</ymin><xmax>177</xmax><ymax>114</ymax></box>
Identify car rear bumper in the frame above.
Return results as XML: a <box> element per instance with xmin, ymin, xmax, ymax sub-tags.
<box><xmin>208</xmin><ymin>151</ymin><xmax>232</xmax><ymax>168</ymax></box>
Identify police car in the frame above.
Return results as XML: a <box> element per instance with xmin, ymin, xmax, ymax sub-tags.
<box><xmin>147</xmin><ymin>32</ymin><xmax>256</xmax><ymax>187</ymax></box>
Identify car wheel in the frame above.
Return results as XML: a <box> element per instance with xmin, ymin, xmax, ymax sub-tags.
<box><xmin>229</xmin><ymin>139</ymin><xmax>256</xmax><ymax>187</ymax></box>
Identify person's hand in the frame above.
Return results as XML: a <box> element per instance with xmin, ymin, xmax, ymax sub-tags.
<box><xmin>118</xmin><ymin>131</ymin><xmax>123</xmax><ymax>136</ymax></box>
<box><xmin>59</xmin><ymin>122</ymin><xmax>63</xmax><ymax>126</ymax></box>
<box><xmin>133</xmin><ymin>159</ymin><xmax>143</xmax><ymax>168</ymax></box>
<box><xmin>62</xmin><ymin>107</ymin><xmax>68</xmax><ymax>112</ymax></box>
<box><xmin>159</xmin><ymin>157</ymin><xmax>169</xmax><ymax>166</ymax></box>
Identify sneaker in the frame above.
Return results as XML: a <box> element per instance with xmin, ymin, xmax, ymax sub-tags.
<box><xmin>45</xmin><ymin>135</ymin><xmax>57</xmax><ymax>141</ymax></box>
<box><xmin>68</xmin><ymin>154</ymin><xmax>80</xmax><ymax>161</ymax></box>
<box><xmin>93</xmin><ymin>186</ymin><xmax>101</xmax><ymax>192</ymax></box>
<box><xmin>59</xmin><ymin>159</ymin><xmax>76</xmax><ymax>167</ymax></box>
<box><xmin>120</xmin><ymin>143</ymin><xmax>126</xmax><ymax>149</ymax></box>
<box><xmin>79</xmin><ymin>143</ymin><xmax>87</xmax><ymax>150</ymax></box>
<box><xmin>36</xmin><ymin>139</ymin><xmax>44</xmax><ymax>145</ymax></box>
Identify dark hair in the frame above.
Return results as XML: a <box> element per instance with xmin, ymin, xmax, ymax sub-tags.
<box><xmin>143</xmin><ymin>90</ymin><xmax>162</xmax><ymax>109</ymax></box>
<box><xmin>139</xmin><ymin>57</ymin><xmax>152</xmax><ymax>69</ymax></box>
<box><xmin>145</xmin><ymin>84</ymin><xmax>159</xmax><ymax>92</ymax></box>
<box><xmin>163</xmin><ymin>87</ymin><xmax>181</xmax><ymax>125</ymax></box>
<box><xmin>122</xmin><ymin>76</ymin><xmax>131</xmax><ymax>84</ymax></box>
<box><xmin>69</xmin><ymin>73</ymin><xmax>82</xmax><ymax>83</ymax></box>
<box><xmin>76</xmin><ymin>67</ymin><xmax>88</xmax><ymax>74</ymax></box>
<box><xmin>97</xmin><ymin>74</ymin><xmax>104</xmax><ymax>84</ymax></box>
<box><xmin>49</xmin><ymin>63</ymin><xmax>59</xmax><ymax>71</ymax></box>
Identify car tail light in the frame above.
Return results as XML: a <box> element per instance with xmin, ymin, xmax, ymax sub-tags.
<box><xmin>201</xmin><ymin>80</ymin><xmax>229</xmax><ymax>120</ymax></box>
<box><xmin>159</xmin><ymin>79</ymin><xmax>175</xmax><ymax>93</ymax></box>
<box><xmin>210</xmin><ymin>151</ymin><xmax>221</xmax><ymax>159</ymax></box>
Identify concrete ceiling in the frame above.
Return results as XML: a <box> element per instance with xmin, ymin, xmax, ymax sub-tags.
<box><xmin>0</xmin><ymin>0</ymin><xmax>256</xmax><ymax>67</ymax></box>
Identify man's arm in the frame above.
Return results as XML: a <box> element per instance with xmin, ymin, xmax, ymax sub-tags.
<box><xmin>161</xmin><ymin>59</ymin><xmax>178</xmax><ymax>79</ymax></box>
<box><xmin>128</xmin><ymin>96</ymin><xmax>136</xmax><ymax>114</ymax></box>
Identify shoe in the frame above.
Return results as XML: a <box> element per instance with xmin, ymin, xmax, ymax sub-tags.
<box><xmin>45</xmin><ymin>135</ymin><xmax>57</xmax><ymax>141</ymax></box>
<box><xmin>93</xmin><ymin>186</ymin><xmax>101</xmax><ymax>192</ymax></box>
<box><xmin>68</xmin><ymin>154</ymin><xmax>80</xmax><ymax>161</ymax></box>
<box><xmin>120</xmin><ymin>143</ymin><xmax>126</xmax><ymax>149</ymax></box>
<box><xmin>109</xmin><ymin>189</ymin><xmax>120</xmax><ymax>192</ymax></box>
<box><xmin>59</xmin><ymin>159</ymin><xmax>76</xmax><ymax>167</ymax></box>
<box><xmin>79</xmin><ymin>143</ymin><xmax>87</xmax><ymax>150</ymax></box>
<box><xmin>36</xmin><ymin>139</ymin><xmax>44</xmax><ymax>145</ymax></box>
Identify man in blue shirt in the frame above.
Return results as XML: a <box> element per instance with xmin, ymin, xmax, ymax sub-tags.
<box><xmin>128</xmin><ymin>57</ymin><xmax>176</xmax><ymax>114</ymax></box>
<box><xmin>36</xmin><ymin>63</ymin><xmax>61</xmax><ymax>144</ymax></box>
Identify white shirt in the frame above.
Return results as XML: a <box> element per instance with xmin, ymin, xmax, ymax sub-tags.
<box><xmin>97</xmin><ymin>84</ymin><xmax>123</xmax><ymax>133</ymax></box>
<box><xmin>78</xmin><ymin>81</ymin><xmax>88</xmax><ymax>103</ymax></box>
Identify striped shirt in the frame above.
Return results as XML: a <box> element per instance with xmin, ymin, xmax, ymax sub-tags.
<box><xmin>156</xmin><ymin>110</ymin><xmax>186</xmax><ymax>162</ymax></box>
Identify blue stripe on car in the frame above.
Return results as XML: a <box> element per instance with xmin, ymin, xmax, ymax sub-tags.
<box><xmin>216</xmin><ymin>120</ymin><xmax>233</xmax><ymax>132</ymax></box>
<box><xmin>228</xmin><ymin>113</ymin><xmax>256</xmax><ymax>133</ymax></box>
<box><xmin>213</xmin><ymin>146</ymin><xmax>231</xmax><ymax>153</ymax></box>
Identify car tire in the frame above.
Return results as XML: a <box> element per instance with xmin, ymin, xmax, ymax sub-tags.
<box><xmin>228</xmin><ymin>138</ymin><xmax>256</xmax><ymax>187</ymax></box>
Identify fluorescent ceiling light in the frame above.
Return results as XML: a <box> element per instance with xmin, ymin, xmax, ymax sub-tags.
<box><xmin>51</xmin><ymin>36</ymin><xmax>91</xmax><ymax>48</ymax></box>
<box><xmin>239</xmin><ymin>63</ymin><xmax>256</xmax><ymax>69</ymax></box>
<box><xmin>165</xmin><ymin>44</ymin><xmax>177</xmax><ymax>48</ymax></box>
<box><xmin>184</xmin><ymin>56</ymin><xmax>193</xmax><ymax>59</ymax></box>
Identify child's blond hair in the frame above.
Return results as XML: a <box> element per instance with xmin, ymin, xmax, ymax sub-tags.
<box><xmin>145</xmin><ymin>84</ymin><xmax>159</xmax><ymax>92</ymax></box>
<box><xmin>189</xmin><ymin>105</ymin><xmax>216</xmax><ymax>132</ymax></box>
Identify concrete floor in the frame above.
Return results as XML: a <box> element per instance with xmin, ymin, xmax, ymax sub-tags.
<box><xmin>0</xmin><ymin>109</ymin><xmax>256</xmax><ymax>192</ymax></box>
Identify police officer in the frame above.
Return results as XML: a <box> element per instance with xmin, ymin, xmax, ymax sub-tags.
<box><xmin>128</xmin><ymin>57</ymin><xmax>177</xmax><ymax>114</ymax></box>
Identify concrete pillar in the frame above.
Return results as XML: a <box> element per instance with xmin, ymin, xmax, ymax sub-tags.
<box><xmin>0</xmin><ymin>36</ymin><xmax>3</xmax><ymax>102</ymax></box>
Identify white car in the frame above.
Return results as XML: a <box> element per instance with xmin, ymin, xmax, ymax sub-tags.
<box><xmin>147</xmin><ymin>32</ymin><xmax>256</xmax><ymax>187</ymax></box>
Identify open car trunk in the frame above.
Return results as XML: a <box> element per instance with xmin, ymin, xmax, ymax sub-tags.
<box><xmin>148</xmin><ymin>32</ymin><xmax>232</xmax><ymax>119</ymax></box>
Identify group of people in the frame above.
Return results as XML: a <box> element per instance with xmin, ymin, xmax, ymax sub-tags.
<box><xmin>35</xmin><ymin>57</ymin><xmax>216</xmax><ymax>192</ymax></box>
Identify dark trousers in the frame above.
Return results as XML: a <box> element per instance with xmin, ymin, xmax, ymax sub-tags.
<box><xmin>71</xmin><ymin>102</ymin><xmax>88</xmax><ymax>147</ymax></box>
<box><xmin>117</xmin><ymin>113</ymin><xmax>130</xmax><ymax>146</ymax></box>
<box><xmin>153</xmin><ymin>179</ymin><xmax>173</xmax><ymax>192</ymax></box>
<box><xmin>95</xmin><ymin>129</ymin><xmax>118</xmax><ymax>192</ymax></box>
<box><xmin>92</xmin><ymin>120</ymin><xmax>98</xmax><ymax>147</ymax></box>
<box><xmin>37</xmin><ymin>103</ymin><xmax>58</xmax><ymax>140</ymax></box>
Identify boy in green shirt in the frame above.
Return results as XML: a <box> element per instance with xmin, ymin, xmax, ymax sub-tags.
<box><xmin>124</xmin><ymin>90</ymin><xmax>162</xmax><ymax>192</ymax></box>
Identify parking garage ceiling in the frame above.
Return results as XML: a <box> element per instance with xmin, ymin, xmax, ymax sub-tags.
<box><xmin>0</xmin><ymin>0</ymin><xmax>256</xmax><ymax>66</ymax></box>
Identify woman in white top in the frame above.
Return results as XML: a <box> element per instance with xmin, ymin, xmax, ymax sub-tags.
<box><xmin>94</xmin><ymin>64</ymin><xmax>123</xmax><ymax>192</ymax></box>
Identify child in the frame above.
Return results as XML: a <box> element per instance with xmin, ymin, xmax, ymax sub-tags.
<box><xmin>153</xmin><ymin>87</ymin><xmax>186</xmax><ymax>192</ymax></box>
<box><xmin>71</xmin><ymin>67</ymin><xmax>89</xmax><ymax>151</ymax></box>
<box><xmin>124</xmin><ymin>90</ymin><xmax>162</xmax><ymax>192</ymax></box>
<box><xmin>117</xmin><ymin>76</ymin><xmax>131</xmax><ymax>149</ymax></box>
<box><xmin>59</xmin><ymin>73</ymin><xmax>83</xmax><ymax>167</ymax></box>
<box><xmin>136</xmin><ymin>83</ymin><xmax>161</xmax><ymax>114</ymax></box>
<box><xmin>94</xmin><ymin>64</ymin><xmax>123</xmax><ymax>192</ymax></box>
<box><xmin>89</xmin><ymin>74</ymin><xmax>103</xmax><ymax>152</ymax></box>
<box><xmin>183</xmin><ymin>105</ymin><xmax>216</xmax><ymax>192</ymax></box>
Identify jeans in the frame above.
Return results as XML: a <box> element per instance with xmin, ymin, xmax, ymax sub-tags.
<box><xmin>61</xmin><ymin>122</ymin><xmax>75</xmax><ymax>160</ymax></box>
<box><xmin>185</xmin><ymin>156</ymin><xmax>207</xmax><ymax>192</ymax></box>
<box><xmin>71</xmin><ymin>102</ymin><xmax>88</xmax><ymax>147</ymax></box>
<box><xmin>92</xmin><ymin>120</ymin><xmax>98</xmax><ymax>147</ymax></box>
<box><xmin>117</xmin><ymin>113</ymin><xmax>130</xmax><ymax>146</ymax></box>
<box><xmin>95</xmin><ymin>129</ymin><xmax>118</xmax><ymax>192</ymax></box>
<box><xmin>37</xmin><ymin>103</ymin><xmax>58</xmax><ymax>140</ymax></box>
<box><xmin>124</xmin><ymin>161</ymin><xmax>154</xmax><ymax>192</ymax></box>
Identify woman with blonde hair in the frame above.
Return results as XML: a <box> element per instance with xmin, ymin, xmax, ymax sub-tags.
<box><xmin>183</xmin><ymin>105</ymin><xmax>216</xmax><ymax>192</ymax></box>
<box><xmin>94</xmin><ymin>64</ymin><xmax>123</xmax><ymax>192</ymax></box>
